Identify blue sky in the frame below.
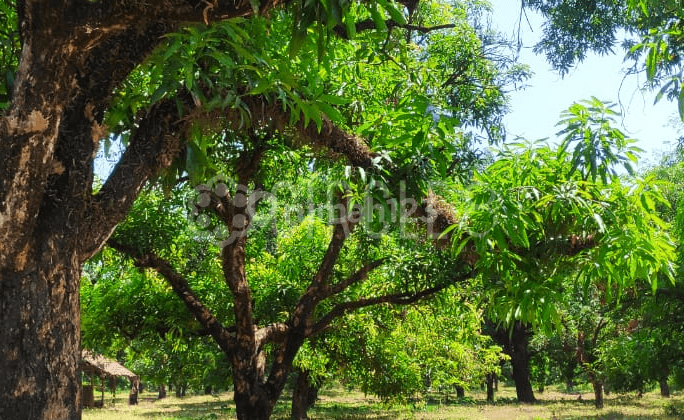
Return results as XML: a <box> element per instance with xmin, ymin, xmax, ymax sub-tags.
<box><xmin>488</xmin><ymin>0</ymin><xmax>681</xmax><ymax>166</ymax></box>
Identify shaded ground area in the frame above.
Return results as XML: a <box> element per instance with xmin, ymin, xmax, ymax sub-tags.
<box><xmin>82</xmin><ymin>385</ymin><xmax>684</xmax><ymax>420</ymax></box>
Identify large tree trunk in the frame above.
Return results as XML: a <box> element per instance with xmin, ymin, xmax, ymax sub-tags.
<box><xmin>0</xmin><ymin>252</ymin><xmax>82</xmax><ymax>419</ymax></box>
<box><xmin>486</xmin><ymin>373</ymin><xmax>495</xmax><ymax>402</ymax></box>
<box><xmin>225</xmin><ymin>233</ymin><xmax>278</xmax><ymax>420</ymax></box>
<box><xmin>232</xmin><ymin>367</ymin><xmax>274</xmax><ymax>420</ymax></box>
<box><xmin>660</xmin><ymin>378</ymin><xmax>670</xmax><ymax>398</ymax></box>
<box><xmin>292</xmin><ymin>370</ymin><xmax>320</xmax><ymax>420</ymax></box>
<box><xmin>291</xmin><ymin>369</ymin><xmax>320</xmax><ymax>420</ymax></box>
<box><xmin>510</xmin><ymin>354</ymin><xmax>536</xmax><ymax>403</ymax></box>
<box><xmin>487</xmin><ymin>321</ymin><xmax>535</xmax><ymax>403</ymax></box>
<box><xmin>508</xmin><ymin>323</ymin><xmax>536</xmax><ymax>403</ymax></box>
<box><xmin>129</xmin><ymin>380</ymin><xmax>139</xmax><ymax>405</ymax></box>
<box><xmin>592</xmin><ymin>380</ymin><xmax>603</xmax><ymax>409</ymax></box>
<box><xmin>0</xmin><ymin>3</ymin><xmax>183</xmax><ymax>419</ymax></box>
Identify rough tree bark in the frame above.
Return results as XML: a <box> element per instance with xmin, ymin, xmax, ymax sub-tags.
<box><xmin>509</xmin><ymin>332</ymin><xmax>536</xmax><ymax>403</ymax></box>
<box><xmin>0</xmin><ymin>1</ymin><xmax>287</xmax><ymax>418</ymax></box>
<box><xmin>591</xmin><ymin>379</ymin><xmax>603</xmax><ymax>409</ymax></box>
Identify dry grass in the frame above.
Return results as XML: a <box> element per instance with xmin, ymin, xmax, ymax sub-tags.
<box><xmin>82</xmin><ymin>385</ymin><xmax>684</xmax><ymax>420</ymax></box>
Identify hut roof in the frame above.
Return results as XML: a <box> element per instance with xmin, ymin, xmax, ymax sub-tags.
<box><xmin>81</xmin><ymin>350</ymin><xmax>138</xmax><ymax>380</ymax></box>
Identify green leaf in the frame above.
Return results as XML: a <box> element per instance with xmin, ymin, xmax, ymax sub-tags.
<box><xmin>593</xmin><ymin>212</ymin><xmax>606</xmax><ymax>232</ymax></box>
<box><xmin>646</xmin><ymin>44</ymin><xmax>657</xmax><ymax>81</ymax></box>
<box><xmin>319</xmin><ymin>93</ymin><xmax>352</xmax><ymax>105</ymax></box>
<box><xmin>369</xmin><ymin>4</ymin><xmax>388</xmax><ymax>32</ymax></box>
<box><xmin>301</xmin><ymin>101</ymin><xmax>323</xmax><ymax>131</ymax></box>
<box><xmin>375</xmin><ymin>0</ymin><xmax>406</xmax><ymax>24</ymax></box>
<box><xmin>317</xmin><ymin>101</ymin><xmax>344</xmax><ymax>122</ymax></box>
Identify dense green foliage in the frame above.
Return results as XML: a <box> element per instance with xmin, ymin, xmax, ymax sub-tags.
<box><xmin>448</xmin><ymin>99</ymin><xmax>673</xmax><ymax>334</ymax></box>
<box><xmin>78</xmin><ymin>0</ymin><xmax>684</xmax><ymax>414</ymax></box>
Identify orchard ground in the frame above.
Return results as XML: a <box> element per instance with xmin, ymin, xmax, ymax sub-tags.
<box><xmin>82</xmin><ymin>384</ymin><xmax>684</xmax><ymax>420</ymax></box>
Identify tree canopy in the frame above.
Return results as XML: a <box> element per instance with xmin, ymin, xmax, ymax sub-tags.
<box><xmin>2</xmin><ymin>0</ymin><xmax>683</xmax><ymax>418</ymax></box>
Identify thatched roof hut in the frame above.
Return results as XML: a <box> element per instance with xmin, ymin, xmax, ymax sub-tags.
<box><xmin>81</xmin><ymin>350</ymin><xmax>138</xmax><ymax>380</ymax></box>
<box><xmin>81</xmin><ymin>350</ymin><xmax>139</xmax><ymax>407</ymax></box>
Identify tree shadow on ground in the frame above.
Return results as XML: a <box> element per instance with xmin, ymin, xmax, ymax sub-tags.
<box><xmin>299</xmin><ymin>404</ymin><xmax>407</xmax><ymax>420</ymax></box>
<box><xmin>136</xmin><ymin>399</ymin><xmax>401</xmax><ymax>420</ymax></box>
<box><xmin>137</xmin><ymin>399</ymin><xmax>232</xmax><ymax>419</ymax></box>
<box><xmin>416</xmin><ymin>392</ymin><xmax>674</xmax><ymax>420</ymax></box>
<box><xmin>129</xmin><ymin>389</ymin><xmax>675</xmax><ymax>420</ymax></box>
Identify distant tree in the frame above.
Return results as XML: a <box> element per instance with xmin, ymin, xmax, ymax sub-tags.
<box><xmin>601</xmin><ymin>294</ymin><xmax>684</xmax><ymax>398</ymax></box>
<box><xmin>313</xmin><ymin>291</ymin><xmax>506</xmax><ymax>402</ymax></box>
<box><xmin>452</xmin><ymin>99</ymin><xmax>674</xmax><ymax>403</ymax></box>
<box><xmin>81</xmin><ymin>230</ymin><xmax>230</xmax><ymax>394</ymax></box>
<box><xmin>598</xmin><ymin>155</ymin><xmax>684</xmax><ymax>399</ymax></box>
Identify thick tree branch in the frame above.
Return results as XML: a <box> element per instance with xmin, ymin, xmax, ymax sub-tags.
<box><xmin>290</xmin><ymin>199</ymin><xmax>360</xmax><ymax>329</ymax></box>
<box><xmin>217</xmin><ymin>141</ymin><xmax>269</xmax><ymax>347</ymax></box>
<box><xmin>222</xmin><ymin>221</ymin><xmax>256</xmax><ymax>345</ymax></box>
<box><xmin>106</xmin><ymin>239</ymin><xmax>236</xmax><ymax>355</ymax></box>
<box><xmin>79</xmin><ymin>98</ymin><xmax>189</xmax><ymax>261</ymax></box>
<box><xmin>255</xmin><ymin>323</ymin><xmax>290</xmax><ymax>347</ymax></box>
<box><xmin>257</xmin><ymin>199</ymin><xmax>363</xmax><ymax>396</ymax></box>
<box><xmin>193</xmin><ymin>96</ymin><xmax>378</xmax><ymax>169</ymax></box>
<box><xmin>85</xmin><ymin>0</ymin><xmax>287</xmax><ymax>29</ymax></box>
<box><xmin>210</xmin><ymin>96</ymin><xmax>603</xmax><ymax>264</ymax></box>
<box><xmin>334</xmin><ymin>18</ymin><xmax>456</xmax><ymax>38</ymax></box>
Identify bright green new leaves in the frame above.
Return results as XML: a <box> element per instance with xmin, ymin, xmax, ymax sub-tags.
<box><xmin>309</xmin><ymin>294</ymin><xmax>505</xmax><ymax>402</ymax></box>
<box><xmin>451</xmin><ymin>124</ymin><xmax>674</xmax><ymax>331</ymax></box>
<box><xmin>81</xmin><ymin>248</ymin><xmax>226</xmax><ymax>390</ymax></box>
<box><xmin>107</xmin><ymin>0</ymin><xmax>522</xmax><ymax>196</ymax></box>
<box><xmin>556</xmin><ymin>97</ymin><xmax>642</xmax><ymax>183</ymax></box>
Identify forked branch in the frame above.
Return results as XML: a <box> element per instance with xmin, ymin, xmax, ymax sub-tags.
<box><xmin>106</xmin><ymin>239</ymin><xmax>236</xmax><ymax>354</ymax></box>
<box><xmin>81</xmin><ymin>97</ymin><xmax>189</xmax><ymax>261</ymax></box>
<box><xmin>307</xmin><ymin>268</ymin><xmax>476</xmax><ymax>336</ymax></box>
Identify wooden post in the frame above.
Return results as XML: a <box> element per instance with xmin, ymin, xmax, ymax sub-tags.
<box><xmin>112</xmin><ymin>377</ymin><xmax>117</xmax><ymax>406</ymax></box>
<box><xmin>100</xmin><ymin>375</ymin><xmax>105</xmax><ymax>407</ymax></box>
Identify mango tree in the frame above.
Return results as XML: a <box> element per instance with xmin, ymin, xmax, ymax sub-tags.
<box><xmin>0</xmin><ymin>0</ymin><xmax>521</xmax><ymax>417</ymax></box>
<box><xmin>448</xmin><ymin>99</ymin><xmax>675</xmax><ymax>403</ymax></box>
<box><xmin>598</xmin><ymin>154</ymin><xmax>684</xmax><ymax>398</ymax></box>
